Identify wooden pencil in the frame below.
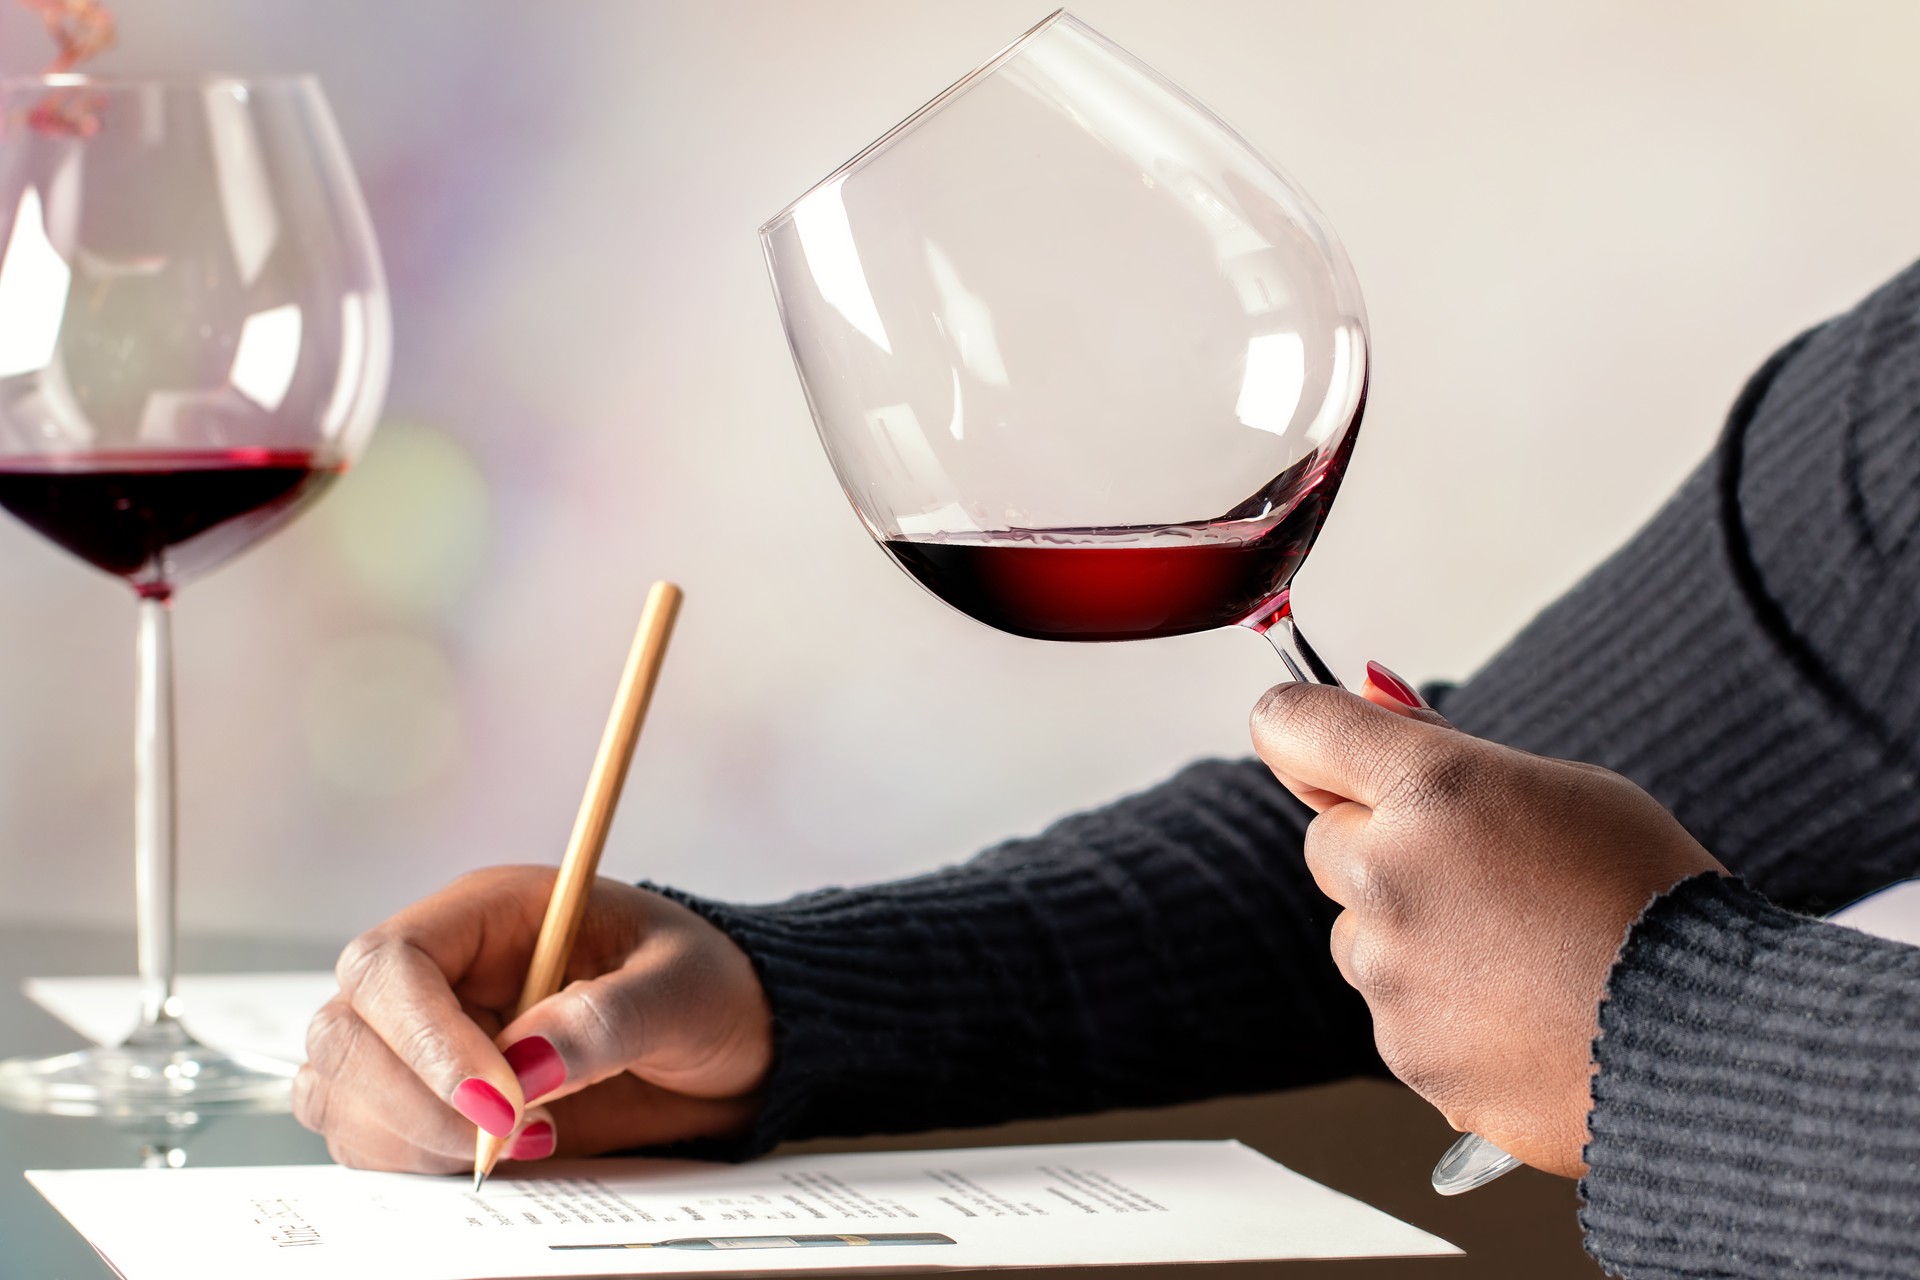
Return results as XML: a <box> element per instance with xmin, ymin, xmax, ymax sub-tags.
<box><xmin>473</xmin><ymin>580</ymin><xmax>683</xmax><ymax>1189</ymax></box>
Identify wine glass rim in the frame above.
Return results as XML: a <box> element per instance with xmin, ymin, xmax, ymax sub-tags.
<box><xmin>759</xmin><ymin>8</ymin><xmax>1084</xmax><ymax>236</ymax></box>
<box><xmin>0</xmin><ymin>72</ymin><xmax>320</xmax><ymax>91</ymax></box>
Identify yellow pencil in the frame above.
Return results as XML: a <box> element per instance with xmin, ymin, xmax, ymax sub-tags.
<box><xmin>473</xmin><ymin>580</ymin><xmax>683</xmax><ymax>1189</ymax></box>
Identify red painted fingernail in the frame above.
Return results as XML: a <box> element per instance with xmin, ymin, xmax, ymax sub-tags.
<box><xmin>508</xmin><ymin>1120</ymin><xmax>556</xmax><ymax>1161</ymax></box>
<box><xmin>451</xmin><ymin>1078</ymin><xmax>516</xmax><ymax>1138</ymax></box>
<box><xmin>1365</xmin><ymin>660</ymin><xmax>1425</xmax><ymax>709</ymax></box>
<box><xmin>502</xmin><ymin>1036</ymin><xmax>566</xmax><ymax>1103</ymax></box>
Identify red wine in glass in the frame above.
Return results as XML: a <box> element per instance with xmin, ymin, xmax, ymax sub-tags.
<box><xmin>0</xmin><ymin>449</ymin><xmax>344</xmax><ymax>597</ymax></box>
<box><xmin>881</xmin><ymin>424</ymin><xmax>1355</xmax><ymax>644</ymax></box>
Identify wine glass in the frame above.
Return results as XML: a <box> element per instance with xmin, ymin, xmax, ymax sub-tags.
<box><xmin>761</xmin><ymin>11</ymin><xmax>1518</xmax><ymax>1194</ymax></box>
<box><xmin>0</xmin><ymin>75</ymin><xmax>390</xmax><ymax>1117</ymax></box>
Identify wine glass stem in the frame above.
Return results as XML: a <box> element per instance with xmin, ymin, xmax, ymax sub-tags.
<box><xmin>128</xmin><ymin>591</ymin><xmax>186</xmax><ymax>1051</ymax></box>
<box><xmin>1261</xmin><ymin>605</ymin><xmax>1340</xmax><ymax>686</ymax></box>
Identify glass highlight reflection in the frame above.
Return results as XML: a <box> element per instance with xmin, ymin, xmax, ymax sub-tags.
<box><xmin>0</xmin><ymin>188</ymin><xmax>69</xmax><ymax>379</ymax></box>
<box><xmin>228</xmin><ymin>304</ymin><xmax>302</xmax><ymax>411</ymax></box>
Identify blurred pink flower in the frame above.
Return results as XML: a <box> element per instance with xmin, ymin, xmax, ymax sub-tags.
<box><xmin>20</xmin><ymin>0</ymin><xmax>116</xmax><ymax>72</ymax></box>
<box><xmin>16</xmin><ymin>0</ymin><xmax>114</xmax><ymax>135</ymax></box>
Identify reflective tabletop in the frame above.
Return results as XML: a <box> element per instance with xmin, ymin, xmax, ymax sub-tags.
<box><xmin>2</xmin><ymin>924</ymin><xmax>1602</xmax><ymax>1278</ymax></box>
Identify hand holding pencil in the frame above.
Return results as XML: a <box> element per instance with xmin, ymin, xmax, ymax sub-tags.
<box><xmin>293</xmin><ymin>584</ymin><xmax>775</xmax><ymax>1177</ymax></box>
<box><xmin>471</xmin><ymin>581</ymin><xmax>682</xmax><ymax>1187</ymax></box>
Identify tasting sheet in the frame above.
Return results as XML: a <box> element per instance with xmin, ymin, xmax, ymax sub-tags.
<box><xmin>29</xmin><ymin>1140</ymin><xmax>1460</xmax><ymax>1278</ymax></box>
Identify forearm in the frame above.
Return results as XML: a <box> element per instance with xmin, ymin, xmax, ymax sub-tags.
<box><xmin>677</xmin><ymin>257</ymin><xmax>1920</xmax><ymax>1154</ymax></box>
<box><xmin>662</xmin><ymin>757</ymin><xmax>1383</xmax><ymax>1152</ymax></box>
<box><xmin>1444</xmin><ymin>264</ymin><xmax>1920</xmax><ymax>911</ymax></box>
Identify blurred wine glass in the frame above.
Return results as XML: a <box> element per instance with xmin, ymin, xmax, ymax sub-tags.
<box><xmin>762</xmin><ymin>11</ymin><xmax>1518</xmax><ymax>1193</ymax></box>
<box><xmin>0</xmin><ymin>74</ymin><xmax>390</xmax><ymax>1117</ymax></box>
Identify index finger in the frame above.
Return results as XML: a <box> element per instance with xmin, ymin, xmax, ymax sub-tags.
<box><xmin>1249</xmin><ymin>681</ymin><xmax>1456</xmax><ymax>810</ymax></box>
<box><xmin>334</xmin><ymin>926</ymin><xmax>525</xmax><ymax>1141</ymax></box>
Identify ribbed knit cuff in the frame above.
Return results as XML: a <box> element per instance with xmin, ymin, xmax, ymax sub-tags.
<box><xmin>1580</xmin><ymin>873</ymin><xmax>1920</xmax><ymax>1279</ymax></box>
<box><xmin>644</xmin><ymin>881</ymin><xmax>880</xmax><ymax>1158</ymax></box>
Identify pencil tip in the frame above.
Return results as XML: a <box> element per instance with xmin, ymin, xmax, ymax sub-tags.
<box><xmin>473</xmin><ymin>1168</ymin><xmax>487</xmax><ymax>1193</ymax></box>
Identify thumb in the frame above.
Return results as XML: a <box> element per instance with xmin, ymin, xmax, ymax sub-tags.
<box><xmin>494</xmin><ymin>956</ymin><xmax>762</xmax><ymax>1108</ymax></box>
<box><xmin>1251</xmin><ymin>680</ymin><xmax>1461</xmax><ymax>810</ymax></box>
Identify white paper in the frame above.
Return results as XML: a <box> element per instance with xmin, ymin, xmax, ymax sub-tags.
<box><xmin>24</xmin><ymin>972</ymin><xmax>337</xmax><ymax>1065</ymax></box>
<box><xmin>1828</xmin><ymin>878</ymin><xmax>1920</xmax><ymax>947</ymax></box>
<box><xmin>29</xmin><ymin>1141</ymin><xmax>1458</xmax><ymax>1279</ymax></box>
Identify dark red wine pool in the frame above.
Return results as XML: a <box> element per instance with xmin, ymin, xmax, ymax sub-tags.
<box><xmin>882</xmin><ymin>434</ymin><xmax>1353</xmax><ymax>642</ymax></box>
<box><xmin>0</xmin><ymin>449</ymin><xmax>343</xmax><ymax>593</ymax></box>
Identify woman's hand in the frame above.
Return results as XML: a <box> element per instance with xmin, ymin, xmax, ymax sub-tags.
<box><xmin>1250</xmin><ymin>665</ymin><xmax>1726</xmax><ymax>1176</ymax></box>
<box><xmin>294</xmin><ymin>867</ymin><xmax>772</xmax><ymax>1174</ymax></box>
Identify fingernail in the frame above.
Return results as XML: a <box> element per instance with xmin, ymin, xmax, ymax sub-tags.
<box><xmin>451</xmin><ymin>1078</ymin><xmax>516</xmax><ymax>1138</ymax></box>
<box><xmin>508</xmin><ymin>1120</ymin><xmax>556</xmax><ymax>1161</ymax></box>
<box><xmin>502</xmin><ymin>1036</ymin><xmax>566</xmax><ymax>1103</ymax></box>
<box><xmin>1365</xmin><ymin>660</ymin><xmax>1426</xmax><ymax>709</ymax></box>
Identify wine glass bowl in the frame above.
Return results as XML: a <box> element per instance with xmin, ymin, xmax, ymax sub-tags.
<box><xmin>761</xmin><ymin>10</ymin><xmax>1367</xmax><ymax>656</ymax></box>
<box><xmin>0</xmin><ymin>75</ymin><xmax>389</xmax><ymax>1118</ymax></box>
<box><xmin>0</xmin><ymin>74</ymin><xmax>388</xmax><ymax>598</ymax></box>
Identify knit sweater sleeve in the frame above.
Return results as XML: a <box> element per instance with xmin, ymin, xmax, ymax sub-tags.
<box><xmin>656</xmin><ymin>757</ymin><xmax>1383</xmax><ymax>1154</ymax></box>
<box><xmin>1579</xmin><ymin>873</ymin><xmax>1920</xmax><ymax>1279</ymax></box>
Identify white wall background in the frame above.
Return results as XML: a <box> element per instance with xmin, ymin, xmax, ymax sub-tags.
<box><xmin>0</xmin><ymin>1</ymin><xmax>1915</xmax><ymax>942</ymax></box>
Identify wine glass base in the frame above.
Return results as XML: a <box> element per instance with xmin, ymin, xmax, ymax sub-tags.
<box><xmin>1431</xmin><ymin>1130</ymin><xmax>1522</xmax><ymax>1195</ymax></box>
<box><xmin>0</xmin><ymin>1039</ymin><xmax>297</xmax><ymax>1120</ymax></box>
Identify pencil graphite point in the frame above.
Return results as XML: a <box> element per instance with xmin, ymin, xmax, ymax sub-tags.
<box><xmin>473</xmin><ymin>1167</ymin><xmax>487</xmax><ymax>1193</ymax></box>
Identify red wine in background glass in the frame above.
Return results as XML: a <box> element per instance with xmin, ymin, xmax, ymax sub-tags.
<box><xmin>880</xmin><ymin>431</ymin><xmax>1354</xmax><ymax>642</ymax></box>
<box><xmin>0</xmin><ymin>448</ymin><xmax>345</xmax><ymax>596</ymax></box>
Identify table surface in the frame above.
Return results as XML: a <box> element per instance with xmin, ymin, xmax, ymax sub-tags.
<box><xmin>1</xmin><ymin>924</ymin><xmax>1605</xmax><ymax>1279</ymax></box>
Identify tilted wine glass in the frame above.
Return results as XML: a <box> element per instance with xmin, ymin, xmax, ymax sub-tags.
<box><xmin>0</xmin><ymin>75</ymin><xmax>390</xmax><ymax>1117</ymax></box>
<box><xmin>761</xmin><ymin>11</ymin><xmax>1518</xmax><ymax>1194</ymax></box>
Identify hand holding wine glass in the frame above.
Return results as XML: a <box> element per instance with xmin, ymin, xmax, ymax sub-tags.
<box><xmin>1250</xmin><ymin>675</ymin><xmax>1727</xmax><ymax>1178</ymax></box>
<box><xmin>0</xmin><ymin>74</ymin><xmax>390</xmax><ymax>1116</ymax></box>
<box><xmin>762</xmin><ymin>10</ymin><xmax>1517</xmax><ymax>1191</ymax></box>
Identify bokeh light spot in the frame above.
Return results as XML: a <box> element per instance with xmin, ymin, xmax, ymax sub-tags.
<box><xmin>322</xmin><ymin>422</ymin><xmax>490</xmax><ymax>616</ymax></box>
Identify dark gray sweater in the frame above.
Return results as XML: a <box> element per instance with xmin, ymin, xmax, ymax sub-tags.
<box><xmin>670</xmin><ymin>259</ymin><xmax>1920</xmax><ymax>1278</ymax></box>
